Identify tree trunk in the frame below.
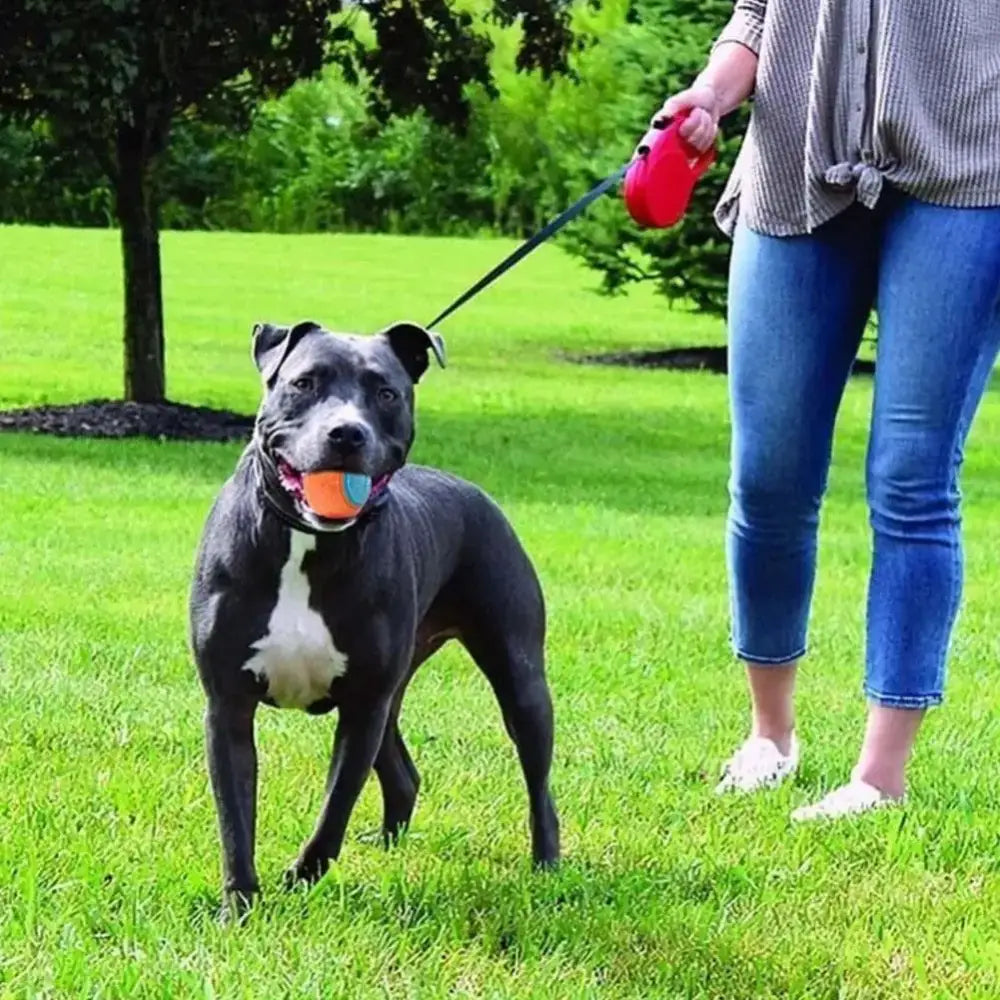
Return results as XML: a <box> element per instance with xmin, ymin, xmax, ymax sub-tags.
<box><xmin>115</xmin><ymin>125</ymin><xmax>165</xmax><ymax>403</ymax></box>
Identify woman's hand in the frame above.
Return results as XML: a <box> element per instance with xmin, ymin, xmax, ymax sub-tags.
<box><xmin>636</xmin><ymin>36</ymin><xmax>759</xmax><ymax>156</ymax></box>
<box><xmin>638</xmin><ymin>83</ymin><xmax>722</xmax><ymax>156</ymax></box>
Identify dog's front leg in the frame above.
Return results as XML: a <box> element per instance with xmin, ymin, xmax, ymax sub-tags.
<box><xmin>204</xmin><ymin>698</ymin><xmax>259</xmax><ymax>918</ymax></box>
<box><xmin>284</xmin><ymin>697</ymin><xmax>392</xmax><ymax>887</ymax></box>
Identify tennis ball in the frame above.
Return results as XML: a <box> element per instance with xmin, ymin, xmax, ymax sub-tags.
<box><xmin>302</xmin><ymin>470</ymin><xmax>372</xmax><ymax>519</ymax></box>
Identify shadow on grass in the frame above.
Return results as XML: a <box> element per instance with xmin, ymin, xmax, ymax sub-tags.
<box><xmin>192</xmin><ymin>853</ymin><xmax>841</xmax><ymax>996</ymax></box>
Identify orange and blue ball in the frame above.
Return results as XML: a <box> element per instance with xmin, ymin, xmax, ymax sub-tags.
<box><xmin>302</xmin><ymin>471</ymin><xmax>372</xmax><ymax>520</ymax></box>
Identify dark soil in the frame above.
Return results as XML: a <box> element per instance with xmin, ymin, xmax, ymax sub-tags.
<box><xmin>0</xmin><ymin>400</ymin><xmax>254</xmax><ymax>442</ymax></box>
<box><xmin>572</xmin><ymin>345</ymin><xmax>875</xmax><ymax>376</ymax></box>
<box><xmin>1</xmin><ymin>347</ymin><xmax>877</xmax><ymax>443</ymax></box>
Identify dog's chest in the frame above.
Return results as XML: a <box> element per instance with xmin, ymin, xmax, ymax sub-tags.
<box><xmin>242</xmin><ymin>532</ymin><xmax>347</xmax><ymax>709</ymax></box>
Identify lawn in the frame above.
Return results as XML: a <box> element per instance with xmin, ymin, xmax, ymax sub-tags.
<box><xmin>3</xmin><ymin>224</ymin><xmax>1000</xmax><ymax>998</ymax></box>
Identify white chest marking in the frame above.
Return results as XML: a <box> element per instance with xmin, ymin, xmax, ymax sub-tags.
<box><xmin>242</xmin><ymin>532</ymin><xmax>347</xmax><ymax>709</ymax></box>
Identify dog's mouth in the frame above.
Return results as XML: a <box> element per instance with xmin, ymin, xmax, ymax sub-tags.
<box><xmin>273</xmin><ymin>455</ymin><xmax>388</xmax><ymax>527</ymax></box>
<box><xmin>276</xmin><ymin>458</ymin><xmax>308</xmax><ymax>506</ymax></box>
<box><xmin>276</xmin><ymin>458</ymin><xmax>345</xmax><ymax>522</ymax></box>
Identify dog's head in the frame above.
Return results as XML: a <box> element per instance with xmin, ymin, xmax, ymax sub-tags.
<box><xmin>250</xmin><ymin>320</ymin><xmax>445</xmax><ymax>528</ymax></box>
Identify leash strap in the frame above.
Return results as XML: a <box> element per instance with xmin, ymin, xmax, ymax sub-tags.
<box><xmin>427</xmin><ymin>161</ymin><xmax>632</xmax><ymax>330</ymax></box>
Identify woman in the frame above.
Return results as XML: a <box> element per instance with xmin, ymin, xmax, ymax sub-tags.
<box><xmin>655</xmin><ymin>1</ymin><xmax>1000</xmax><ymax>818</ymax></box>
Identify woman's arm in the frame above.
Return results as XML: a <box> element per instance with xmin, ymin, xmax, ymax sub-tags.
<box><xmin>650</xmin><ymin>3</ymin><xmax>764</xmax><ymax>153</ymax></box>
<box><xmin>715</xmin><ymin>0</ymin><xmax>766</xmax><ymax>61</ymax></box>
<box><xmin>693</xmin><ymin>40</ymin><xmax>759</xmax><ymax>116</ymax></box>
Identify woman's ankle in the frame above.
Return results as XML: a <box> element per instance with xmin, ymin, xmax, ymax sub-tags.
<box><xmin>750</xmin><ymin>720</ymin><xmax>795</xmax><ymax>756</ymax></box>
<box><xmin>852</xmin><ymin>763</ymin><xmax>905</xmax><ymax>800</ymax></box>
<box><xmin>854</xmin><ymin>704</ymin><xmax>925</xmax><ymax>800</ymax></box>
<box><xmin>745</xmin><ymin>661</ymin><xmax>798</xmax><ymax>757</ymax></box>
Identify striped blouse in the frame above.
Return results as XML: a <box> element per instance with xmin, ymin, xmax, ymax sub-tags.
<box><xmin>713</xmin><ymin>1</ymin><xmax>1000</xmax><ymax>237</ymax></box>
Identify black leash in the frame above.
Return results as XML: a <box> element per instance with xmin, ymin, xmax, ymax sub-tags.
<box><xmin>427</xmin><ymin>161</ymin><xmax>632</xmax><ymax>330</ymax></box>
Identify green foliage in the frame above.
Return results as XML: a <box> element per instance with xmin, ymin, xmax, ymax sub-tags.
<box><xmin>340</xmin><ymin>1</ymin><xmax>575</xmax><ymax>126</ymax></box>
<box><xmin>0</xmin><ymin>120</ymin><xmax>113</xmax><ymax>226</ymax></box>
<box><xmin>158</xmin><ymin>70</ymin><xmax>498</xmax><ymax>236</ymax></box>
<box><xmin>0</xmin><ymin>0</ymin><xmax>346</xmax><ymax>165</ymax></box>
<box><xmin>464</xmin><ymin>0</ymin><xmax>748</xmax><ymax>322</ymax></box>
<box><xmin>0</xmin><ymin>0</ymin><xmax>574</xmax><ymax>184</ymax></box>
<box><xmin>0</xmin><ymin>1</ymin><xmax>743</xmax><ymax>320</ymax></box>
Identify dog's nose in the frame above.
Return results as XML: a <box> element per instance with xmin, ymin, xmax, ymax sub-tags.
<box><xmin>328</xmin><ymin>421</ymin><xmax>368</xmax><ymax>451</ymax></box>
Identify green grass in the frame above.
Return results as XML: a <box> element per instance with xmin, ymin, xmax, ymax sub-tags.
<box><xmin>3</xmin><ymin>224</ymin><xmax>1000</xmax><ymax>998</ymax></box>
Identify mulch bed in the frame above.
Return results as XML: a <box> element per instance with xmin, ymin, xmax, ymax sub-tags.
<box><xmin>1</xmin><ymin>348</ymin><xmax>877</xmax><ymax>442</ymax></box>
<box><xmin>571</xmin><ymin>345</ymin><xmax>875</xmax><ymax>376</ymax></box>
<box><xmin>0</xmin><ymin>400</ymin><xmax>254</xmax><ymax>442</ymax></box>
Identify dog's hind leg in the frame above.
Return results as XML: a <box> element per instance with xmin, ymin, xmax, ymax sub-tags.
<box><xmin>371</xmin><ymin>630</ymin><xmax>451</xmax><ymax>846</ymax></box>
<box><xmin>460</xmin><ymin>623</ymin><xmax>560</xmax><ymax>868</ymax></box>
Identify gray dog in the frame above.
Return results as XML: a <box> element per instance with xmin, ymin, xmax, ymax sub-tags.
<box><xmin>189</xmin><ymin>320</ymin><xmax>560</xmax><ymax>914</ymax></box>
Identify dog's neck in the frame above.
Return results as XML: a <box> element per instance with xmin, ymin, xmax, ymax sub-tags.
<box><xmin>251</xmin><ymin>440</ymin><xmax>393</xmax><ymax>536</ymax></box>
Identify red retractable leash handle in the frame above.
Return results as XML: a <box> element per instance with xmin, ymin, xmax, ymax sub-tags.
<box><xmin>623</xmin><ymin>111</ymin><xmax>716</xmax><ymax>228</ymax></box>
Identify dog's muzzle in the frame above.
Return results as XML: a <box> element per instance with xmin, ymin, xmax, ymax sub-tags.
<box><xmin>253</xmin><ymin>442</ymin><xmax>392</xmax><ymax>534</ymax></box>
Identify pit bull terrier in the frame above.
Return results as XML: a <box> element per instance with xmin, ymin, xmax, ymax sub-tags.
<box><xmin>189</xmin><ymin>320</ymin><xmax>560</xmax><ymax>914</ymax></box>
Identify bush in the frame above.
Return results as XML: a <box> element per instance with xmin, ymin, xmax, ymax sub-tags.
<box><xmin>0</xmin><ymin>120</ymin><xmax>112</xmax><ymax>226</ymax></box>
<box><xmin>163</xmin><ymin>70</ymin><xmax>503</xmax><ymax>236</ymax></box>
<box><xmin>461</xmin><ymin>0</ymin><xmax>744</xmax><ymax>318</ymax></box>
<box><xmin>0</xmin><ymin>64</ymin><xmax>500</xmax><ymax>237</ymax></box>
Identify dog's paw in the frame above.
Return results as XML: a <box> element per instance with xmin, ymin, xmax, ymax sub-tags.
<box><xmin>283</xmin><ymin>848</ymin><xmax>329</xmax><ymax>889</ymax></box>
<box><xmin>533</xmin><ymin>855</ymin><xmax>560</xmax><ymax>872</ymax></box>
<box><xmin>219</xmin><ymin>887</ymin><xmax>258</xmax><ymax>925</ymax></box>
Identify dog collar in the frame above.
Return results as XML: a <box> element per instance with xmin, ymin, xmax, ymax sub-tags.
<box><xmin>253</xmin><ymin>444</ymin><xmax>392</xmax><ymax>535</ymax></box>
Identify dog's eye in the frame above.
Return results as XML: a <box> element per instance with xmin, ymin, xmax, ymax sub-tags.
<box><xmin>377</xmin><ymin>386</ymin><xmax>398</xmax><ymax>404</ymax></box>
<box><xmin>291</xmin><ymin>376</ymin><xmax>315</xmax><ymax>393</ymax></box>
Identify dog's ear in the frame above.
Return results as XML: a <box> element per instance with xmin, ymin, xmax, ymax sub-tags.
<box><xmin>251</xmin><ymin>320</ymin><xmax>321</xmax><ymax>384</ymax></box>
<box><xmin>379</xmin><ymin>321</ymin><xmax>446</xmax><ymax>383</ymax></box>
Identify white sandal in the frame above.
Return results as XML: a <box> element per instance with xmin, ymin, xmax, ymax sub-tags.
<box><xmin>715</xmin><ymin>734</ymin><xmax>799</xmax><ymax>795</ymax></box>
<box><xmin>791</xmin><ymin>775</ymin><xmax>902</xmax><ymax>822</ymax></box>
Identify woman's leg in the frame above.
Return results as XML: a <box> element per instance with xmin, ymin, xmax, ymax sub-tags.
<box><xmin>720</xmin><ymin>209</ymin><xmax>878</xmax><ymax>791</ymax></box>
<box><xmin>862</xmin><ymin>196</ymin><xmax>1000</xmax><ymax>787</ymax></box>
<box><xmin>794</xmin><ymin>193</ymin><xmax>1000</xmax><ymax>818</ymax></box>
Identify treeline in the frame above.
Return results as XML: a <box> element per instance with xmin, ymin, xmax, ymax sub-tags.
<box><xmin>0</xmin><ymin>0</ymin><xmax>745</xmax><ymax>318</ymax></box>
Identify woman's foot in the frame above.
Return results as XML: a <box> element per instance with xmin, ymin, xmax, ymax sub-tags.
<box><xmin>715</xmin><ymin>733</ymin><xmax>800</xmax><ymax>794</ymax></box>
<box><xmin>790</xmin><ymin>774</ymin><xmax>903</xmax><ymax>822</ymax></box>
<box><xmin>853</xmin><ymin>705</ymin><xmax>924</xmax><ymax>801</ymax></box>
<box><xmin>790</xmin><ymin>704</ymin><xmax>921</xmax><ymax>819</ymax></box>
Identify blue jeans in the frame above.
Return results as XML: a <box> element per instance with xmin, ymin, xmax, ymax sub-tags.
<box><xmin>727</xmin><ymin>189</ymin><xmax>1000</xmax><ymax>707</ymax></box>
